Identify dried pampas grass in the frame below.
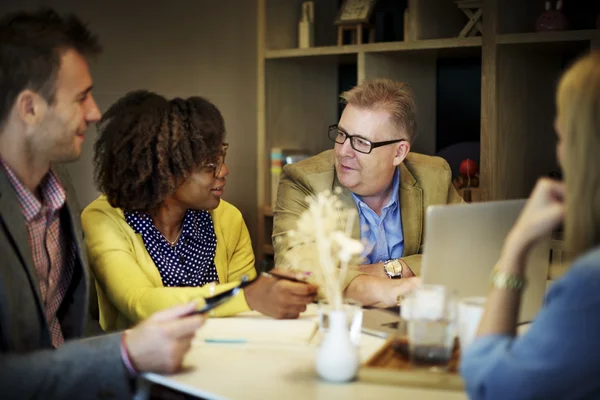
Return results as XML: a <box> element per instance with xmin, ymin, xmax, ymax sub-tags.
<box><xmin>276</xmin><ymin>188</ymin><xmax>364</xmax><ymax>310</ymax></box>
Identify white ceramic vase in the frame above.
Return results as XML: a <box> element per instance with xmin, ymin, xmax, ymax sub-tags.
<box><xmin>315</xmin><ymin>310</ymin><xmax>359</xmax><ymax>382</ymax></box>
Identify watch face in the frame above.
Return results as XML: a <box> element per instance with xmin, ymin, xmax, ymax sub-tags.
<box><xmin>385</xmin><ymin>260</ymin><xmax>402</xmax><ymax>275</ymax></box>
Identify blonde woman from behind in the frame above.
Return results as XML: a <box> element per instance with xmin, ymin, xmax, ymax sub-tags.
<box><xmin>460</xmin><ymin>51</ymin><xmax>600</xmax><ymax>400</ymax></box>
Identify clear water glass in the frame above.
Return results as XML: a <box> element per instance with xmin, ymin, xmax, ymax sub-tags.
<box><xmin>404</xmin><ymin>284</ymin><xmax>456</xmax><ymax>371</ymax></box>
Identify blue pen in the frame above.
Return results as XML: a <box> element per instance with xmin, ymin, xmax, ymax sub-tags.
<box><xmin>204</xmin><ymin>338</ymin><xmax>246</xmax><ymax>344</ymax></box>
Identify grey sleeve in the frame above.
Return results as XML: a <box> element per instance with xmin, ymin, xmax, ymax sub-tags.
<box><xmin>0</xmin><ymin>333</ymin><xmax>132</xmax><ymax>400</ymax></box>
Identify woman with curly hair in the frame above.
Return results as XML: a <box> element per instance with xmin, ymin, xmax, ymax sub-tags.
<box><xmin>82</xmin><ymin>91</ymin><xmax>317</xmax><ymax>331</ymax></box>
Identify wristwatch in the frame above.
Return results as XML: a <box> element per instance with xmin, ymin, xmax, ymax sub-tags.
<box><xmin>383</xmin><ymin>259</ymin><xmax>403</xmax><ymax>279</ymax></box>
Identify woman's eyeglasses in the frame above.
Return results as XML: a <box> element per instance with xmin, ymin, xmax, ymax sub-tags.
<box><xmin>203</xmin><ymin>143</ymin><xmax>229</xmax><ymax>178</ymax></box>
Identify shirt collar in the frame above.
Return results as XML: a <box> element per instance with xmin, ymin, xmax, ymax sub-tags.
<box><xmin>351</xmin><ymin>168</ymin><xmax>401</xmax><ymax>214</ymax></box>
<box><xmin>0</xmin><ymin>159</ymin><xmax>66</xmax><ymax>222</ymax></box>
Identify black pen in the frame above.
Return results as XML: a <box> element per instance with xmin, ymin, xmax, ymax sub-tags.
<box><xmin>189</xmin><ymin>275</ymin><xmax>254</xmax><ymax>314</ymax></box>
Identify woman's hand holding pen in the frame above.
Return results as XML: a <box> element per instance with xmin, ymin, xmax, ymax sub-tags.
<box><xmin>244</xmin><ymin>268</ymin><xmax>318</xmax><ymax>319</ymax></box>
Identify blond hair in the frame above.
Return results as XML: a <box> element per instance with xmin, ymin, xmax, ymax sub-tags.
<box><xmin>557</xmin><ymin>51</ymin><xmax>600</xmax><ymax>258</ymax></box>
<box><xmin>340</xmin><ymin>79</ymin><xmax>417</xmax><ymax>143</ymax></box>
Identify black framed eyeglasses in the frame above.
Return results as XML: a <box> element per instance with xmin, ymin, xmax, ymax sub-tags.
<box><xmin>203</xmin><ymin>143</ymin><xmax>229</xmax><ymax>178</ymax></box>
<box><xmin>327</xmin><ymin>125</ymin><xmax>405</xmax><ymax>154</ymax></box>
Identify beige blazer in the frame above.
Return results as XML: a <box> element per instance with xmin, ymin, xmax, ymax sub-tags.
<box><xmin>272</xmin><ymin>150</ymin><xmax>463</xmax><ymax>286</ymax></box>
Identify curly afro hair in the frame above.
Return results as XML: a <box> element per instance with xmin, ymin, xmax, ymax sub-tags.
<box><xmin>94</xmin><ymin>90</ymin><xmax>225</xmax><ymax>211</ymax></box>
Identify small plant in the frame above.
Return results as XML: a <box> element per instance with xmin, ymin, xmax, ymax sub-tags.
<box><xmin>276</xmin><ymin>188</ymin><xmax>364</xmax><ymax>310</ymax></box>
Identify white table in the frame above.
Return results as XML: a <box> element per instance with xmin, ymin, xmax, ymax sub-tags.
<box><xmin>136</xmin><ymin>307</ymin><xmax>468</xmax><ymax>400</ymax></box>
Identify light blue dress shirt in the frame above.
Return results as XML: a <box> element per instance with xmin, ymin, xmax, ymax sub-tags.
<box><xmin>350</xmin><ymin>168</ymin><xmax>403</xmax><ymax>264</ymax></box>
<box><xmin>460</xmin><ymin>246</ymin><xmax>600</xmax><ymax>400</ymax></box>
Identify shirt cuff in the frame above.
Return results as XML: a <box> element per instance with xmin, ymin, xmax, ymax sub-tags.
<box><xmin>120</xmin><ymin>330</ymin><xmax>139</xmax><ymax>377</ymax></box>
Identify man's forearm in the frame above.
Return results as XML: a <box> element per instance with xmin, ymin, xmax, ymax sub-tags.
<box><xmin>344</xmin><ymin>275</ymin><xmax>386</xmax><ymax>306</ymax></box>
<box><xmin>344</xmin><ymin>274</ymin><xmax>420</xmax><ymax>307</ymax></box>
<box><xmin>476</xmin><ymin>238</ymin><xmax>528</xmax><ymax>338</ymax></box>
<box><xmin>355</xmin><ymin>259</ymin><xmax>416</xmax><ymax>278</ymax></box>
<box><xmin>0</xmin><ymin>334</ymin><xmax>131</xmax><ymax>400</ymax></box>
<box><xmin>355</xmin><ymin>262</ymin><xmax>386</xmax><ymax>278</ymax></box>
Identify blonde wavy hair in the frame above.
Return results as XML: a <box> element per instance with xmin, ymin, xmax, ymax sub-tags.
<box><xmin>557</xmin><ymin>51</ymin><xmax>600</xmax><ymax>258</ymax></box>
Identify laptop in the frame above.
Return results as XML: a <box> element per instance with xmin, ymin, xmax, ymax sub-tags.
<box><xmin>421</xmin><ymin>199</ymin><xmax>551</xmax><ymax>323</ymax></box>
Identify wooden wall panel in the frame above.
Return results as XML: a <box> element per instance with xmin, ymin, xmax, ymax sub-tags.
<box><xmin>361</xmin><ymin>52</ymin><xmax>437</xmax><ymax>155</ymax></box>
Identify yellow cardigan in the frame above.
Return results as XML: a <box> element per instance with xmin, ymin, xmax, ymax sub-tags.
<box><xmin>81</xmin><ymin>195</ymin><xmax>257</xmax><ymax>331</ymax></box>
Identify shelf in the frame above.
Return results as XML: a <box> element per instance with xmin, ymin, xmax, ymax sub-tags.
<box><xmin>363</xmin><ymin>37</ymin><xmax>482</xmax><ymax>53</ymax></box>
<box><xmin>497</xmin><ymin>29</ymin><xmax>600</xmax><ymax>45</ymax></box>
<box><xmin>266</xmin><ymin>45</ymin><xmax>359</xmax><ymax>59</ymax></box>
<box><xmin>265</xmin><ymin>37</ymin><xmax>482</xmax><ymax>59</ymax></box>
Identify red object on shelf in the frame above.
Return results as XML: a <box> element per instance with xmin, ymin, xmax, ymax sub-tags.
<box><xmin>460</xmin><ymin>159</ymin><xmax>478</xmax><ymax>178</ymax></box>
<box><xmin>535</xmin><ymin>1</ymin><xmax>569</xmax><ymax>32</ymax></box>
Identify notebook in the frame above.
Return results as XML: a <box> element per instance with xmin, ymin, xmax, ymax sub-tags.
<box><xmin>195</xmin><ymin>312</ymin><xmax>318</xmax><ymax>346</ymax></box>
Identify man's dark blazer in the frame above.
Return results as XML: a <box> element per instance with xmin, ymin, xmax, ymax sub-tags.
<box><xmin>0</xmin><ymin>165</ymin><xmax>131</xmax><ymax>400</ymax></box>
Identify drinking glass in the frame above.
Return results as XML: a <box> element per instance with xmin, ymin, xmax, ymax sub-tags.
<box><xmin>404</xmin><ymin>284</ymin><xmax>456</xmax><ymax>371</ymax></box>
<box><xmin>457</xmin><ymin>296</ymin><xmax>486</xmax><ymax>351</ymax></box>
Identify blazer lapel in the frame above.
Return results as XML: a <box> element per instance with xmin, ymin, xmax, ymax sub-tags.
<box><xmin>56</xmin><ymin>169</ymin><xmax>88</xmax><ymax>272</ymax></box>
<box><xmin>53</xmin><ymin>165</ymin><xmax>90</xmax><ymax>336</ymax></box>
<box><xmin>332</xmin><ymin>171</ymin><xmax>361</xmax><ymax>240</ymax></box>
<box><xmin>399</xmin><ymin>162</ymin><xmax>423</xmax><ymax>256</ymax></box>
<box><xmin>0</xmin><ymin>169</ymin><xmax>44</xmax><ymax>308</ymax></box>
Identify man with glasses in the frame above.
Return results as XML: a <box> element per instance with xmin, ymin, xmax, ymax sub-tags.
<box><xmin>273</xmin><ymin>79</ymin><xmax>462</xmax><ymax>306</ymax></box>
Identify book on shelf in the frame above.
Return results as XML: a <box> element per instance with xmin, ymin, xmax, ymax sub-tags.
<box><xmin>270</xmin><ymin>148</ymin><xmax>311</xmax><ymax>208</ymax></box>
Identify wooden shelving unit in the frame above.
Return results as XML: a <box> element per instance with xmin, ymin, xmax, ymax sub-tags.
<box><xmin>265</xmin><ymin>37</ymin><xmax>483</xmax><ymax>59</ymax></box>
<box><xmin>255</xmin><ymin>0</ymin><xmax>600</xmax><ymax>267</ymax></box>
<box><xmin>263</xmin><ymin>244</ymin><xmax>275</xmax><ymax>256</ymax></box>
<box><xmin>497</xmin><ymin>29</ymin><xmax>600</xmax><ymax>45</ymax></box>
<box><xmin>266</xmin><ymin>45</ymin><xmax>360</xmax><ymax>59</ymax></box>
<box><xmin>262</xmin><ymin>205</ymin><xmax>273</xmax><ymax>217</ymax></box>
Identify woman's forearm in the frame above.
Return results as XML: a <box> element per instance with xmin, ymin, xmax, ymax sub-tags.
<box><xmin>476</xmin><ymin>236</ymin><xmax>529</xmax><ymax>337</ymax></box>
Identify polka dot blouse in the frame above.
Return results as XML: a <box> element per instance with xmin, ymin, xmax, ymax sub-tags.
<box><xmin>124</xmin><ymin>209</ymin><xmax>219</xmax><ymax>287</ymax></box>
